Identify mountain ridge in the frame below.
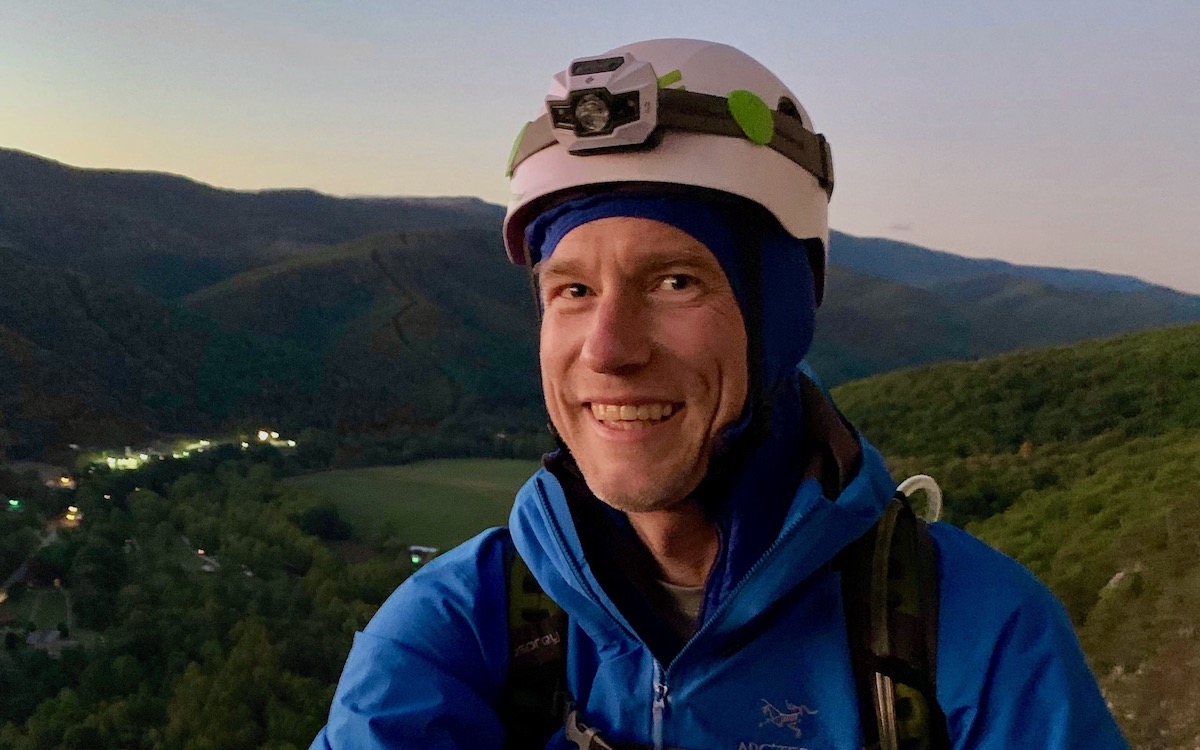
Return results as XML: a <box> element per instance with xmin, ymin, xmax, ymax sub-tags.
<box><xmin>829</xmin><ymin>231</ymin><xmax>1162</xmax><ymax>294</ymax></box>
<box><xmin>0</xmin><ymin>148</ymin><xmax>504</xmax><ymax>298</ymax></box>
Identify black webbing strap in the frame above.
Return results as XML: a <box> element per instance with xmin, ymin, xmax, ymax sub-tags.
<box><xmin>503</xmin><ymin>549</ymin><xmax>569</xmax><ymax>750</ymax></box>
<box><xmin>840</xmin><ymin>496</ymin><xmax>950</xmax><ymax>750</ymax></box>
<box><xmin>508</xmin><ymin>88</ymin><xmax>834</xmax><ymax>197</ymax></box>
<box><xmin>503</xmin><ymin>551</ymin><xmax>669</xmax><ymax>750</ymax></box>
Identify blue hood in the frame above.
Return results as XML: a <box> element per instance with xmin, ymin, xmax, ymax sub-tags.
<box><xmin>525</xmin><ymin>192</ymin><xmax>826</xmax><ymax>634</ymax></box>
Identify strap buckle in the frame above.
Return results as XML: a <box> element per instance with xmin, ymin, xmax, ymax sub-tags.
<box><xmin>564</xmin><ymin>704</ymin><xmax>620</xmax><ymax>750</ymax></box>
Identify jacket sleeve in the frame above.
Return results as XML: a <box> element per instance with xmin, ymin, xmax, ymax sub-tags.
<box><xmin>931</xmin><ymin>524</ymin><xmax>1129</xmax><ymax>749</ymax></box>
<box><xmin>310</xmin><ymin>529</ymin><xmax>513</xmax><ymax>749</ymax></box>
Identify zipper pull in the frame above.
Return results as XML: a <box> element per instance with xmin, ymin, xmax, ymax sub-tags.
<box><xmin>651</xmin><ymin>664</ymin><xmax>668</xmax><ymax>750</ymax></box>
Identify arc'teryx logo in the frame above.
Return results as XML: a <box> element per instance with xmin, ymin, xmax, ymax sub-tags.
<box><xmin>759</xmin><ymin>699</ymin><xmax>818</xmax><ymax>739</ymax></box>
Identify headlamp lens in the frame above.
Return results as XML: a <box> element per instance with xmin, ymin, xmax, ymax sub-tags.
<box><xmin>574</xmin><ymin>94</ymin><xmax>611</xmax><ymax>134</ymax></box>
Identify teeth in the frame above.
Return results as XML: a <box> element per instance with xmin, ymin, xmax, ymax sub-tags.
<box><xmin>590</xmin><ymin>402</ymin><xmax>677</xmax><ymax>423</ymax></box>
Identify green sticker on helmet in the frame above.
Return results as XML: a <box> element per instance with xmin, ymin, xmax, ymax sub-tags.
<box><xmin>656</xmin><ymin>69</ymin><xmax>683</xmax><ymax>89</ymax></box>
<box><xmin>727</xmin><ymin>89</ymin><xmax>773</xmax><ymax>146</ymax></box>
<box><xmin>506</xmin><ymin>121</ymin><xmax>531</xmax><ymax>177</ymax></box>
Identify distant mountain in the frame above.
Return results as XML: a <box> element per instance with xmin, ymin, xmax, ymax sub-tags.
<box><xmin>811</xmin><ymin>264</ymin><xmax>1200</xmax><ymax>384</ymax></box>
<box><xmin>830</xmin><ymin>231</ymin><xmax>1156</xmax><ymax>293</ymax></box>
<box><xmin>0</xmin><ymin>148</ymin><xmax>503</xmax><ymax>298</ymax></box>
<box><xmin>810</xmin><ymin>267</ymin><xmax>971</xmax><ymax>384</ymax></box>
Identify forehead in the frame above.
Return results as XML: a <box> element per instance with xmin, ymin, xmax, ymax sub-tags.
<box><xmin>537</xmin><ymin>216</ymin><xmax>720</xmax><ymax>275</ymax></box>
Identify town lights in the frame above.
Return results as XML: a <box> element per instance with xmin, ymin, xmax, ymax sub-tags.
<box><xmin>408</xmin><ymin>545</ymin><xmax>439</xmax><ymax>570</ymax></box>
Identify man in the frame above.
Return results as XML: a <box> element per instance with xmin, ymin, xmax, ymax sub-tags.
<box><xmin>312</xmin><ymin>39</ymin><xmax>1127</xmax><ymax>749</ymax></box>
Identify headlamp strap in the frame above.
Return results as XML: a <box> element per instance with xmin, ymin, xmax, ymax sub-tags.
<box><xmin>507</xmin><ymin>88</ymin><xmax>834</xmax><ymax>197</ymax></box>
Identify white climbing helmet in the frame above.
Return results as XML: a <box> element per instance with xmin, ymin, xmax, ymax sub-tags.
<box><xmin>503</xmin><ymin>38</ymin><xmax>835</xmax><ymax>302</ymax></box>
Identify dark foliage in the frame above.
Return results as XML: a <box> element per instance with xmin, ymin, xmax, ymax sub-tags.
<box><xmin>1</xmin><ymin>453</ymin><xmax>401</xmax><ymax>748</ymax></box>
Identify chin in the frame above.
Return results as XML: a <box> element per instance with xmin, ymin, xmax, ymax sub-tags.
<box><xmin>580</xmin><ymin>465</ymin><xmax>700</xmax><ymax>514</ymax></box>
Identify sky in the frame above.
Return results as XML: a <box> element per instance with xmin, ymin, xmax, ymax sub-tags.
<box><xmin>2</xmin><ymin>0</ymin><xmax>1198</xmax><ymax>293</ymax></box>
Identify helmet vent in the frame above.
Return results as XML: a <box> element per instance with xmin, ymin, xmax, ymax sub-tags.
<box><xmin>777</xmin><ymin>96</ymin><xmax>801</xmax><ymax>120</ymax></box>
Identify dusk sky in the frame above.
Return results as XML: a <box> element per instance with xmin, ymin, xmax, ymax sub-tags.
<box><xmin>3</xmin><ymin>1</ymin><xmax>1197</xmax><ymax>293</ymax></box>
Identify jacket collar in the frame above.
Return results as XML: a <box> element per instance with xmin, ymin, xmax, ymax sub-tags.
<box><xmin>508</xmin><ymin>372</ymin><xmax>893</xmax><ymax>659</ymax></box>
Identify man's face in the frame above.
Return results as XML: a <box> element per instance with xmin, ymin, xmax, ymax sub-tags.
<box><xmin>537</xmin><ymin>215</ymin><xmax>749</xmax><ymax>513</ymax></box>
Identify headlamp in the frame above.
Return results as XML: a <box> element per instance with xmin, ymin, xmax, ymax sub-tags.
<box><xmin>508</xmin><ymin>53</ymin><xmax>834</xmax><ymax>198</ymax></box>
<box><xmin>544</xmin><ymin>53</ymin><xmax>659</xmax><ymax>152</ymax></box>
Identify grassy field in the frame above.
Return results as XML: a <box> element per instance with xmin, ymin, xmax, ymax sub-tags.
<box><xmin>0</xmin><ymin>587</ymin><xmax>68</xmax><ymax>630</ymax></box>
<box><xmin>287</xmin><ymin>458</ymin><xmax>541</xmax><ymax>551</ymax></box>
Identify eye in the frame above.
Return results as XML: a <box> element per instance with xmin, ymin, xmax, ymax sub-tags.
<box><xmin>658</xmin><ymin>274</ymin><xmax>696</xmax><ymax>292</ymax></box>
<box><xmin>544</xmin><ymin>282</ymin><xmax>591</xmax><ymax>304</ymax></box>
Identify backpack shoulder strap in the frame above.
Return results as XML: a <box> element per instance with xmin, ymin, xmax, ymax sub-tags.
<box><xmin>840</xmin><ymin>496</ymin><xmax>951</xmax><ymax>750</ymax></box>
<box><xmin>502</xmin><ymin>545</ymin><xmax>569</xmax><ymax>750</ymax></box>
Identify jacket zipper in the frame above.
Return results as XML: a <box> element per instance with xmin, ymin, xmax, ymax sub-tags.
<box><xmin>669</xmin><ymin>491</ymin><xmax>832</xmax><ymax>670</ymax></box>
<box><xmin>652</xmin><ymin>661</ymin><xmax>667</xmax><ymax>750</ymax></box>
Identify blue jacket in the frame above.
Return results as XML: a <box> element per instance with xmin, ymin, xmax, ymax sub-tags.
<box><xmin>311</xmin><ymin>432</ymin><xmax>1127</xmax><ymax>749</ymax></box>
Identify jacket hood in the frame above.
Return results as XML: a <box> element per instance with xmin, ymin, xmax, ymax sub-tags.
<box><xmin>525</xmin><ymin>191</ymin><xmax>827</xmax><ymax>632</ymax></box>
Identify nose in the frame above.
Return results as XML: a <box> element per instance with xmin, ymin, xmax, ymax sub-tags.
<box><xmin>579</xmin><ymin>291</ymin><xmax>652</xmax><ymax>374</ymax></box>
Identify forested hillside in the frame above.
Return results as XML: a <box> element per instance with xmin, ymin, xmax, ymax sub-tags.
<box><xmin>185</xmin><ymin>229</ymin><xmax>547</xmax><ymax>464</ymax></box>
<box><xmin>0</xmin><ymin>246</ymin><xmax>321</xmax><ymax>461</ymax></box>
<box><xmin>0</xmin><ymin>229</ymin><xmax>547</xmax><ymax>464</ymax></box>
<box><xmin>835</xmin><ymin>323</ymin><xmax>1200</xmax><ymax>748</ymax></box>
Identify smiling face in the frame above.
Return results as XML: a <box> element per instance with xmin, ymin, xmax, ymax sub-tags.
<box><xmin>537</xmin><ymin>216</ymin><xmax>749</xmax><ymax>513</ymax></box>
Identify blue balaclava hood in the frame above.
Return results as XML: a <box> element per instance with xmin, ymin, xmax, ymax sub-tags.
<box><xmin>526</xmin><ymin>191</ymin><xmax>818</xmax><ymax>620</ymax></box>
